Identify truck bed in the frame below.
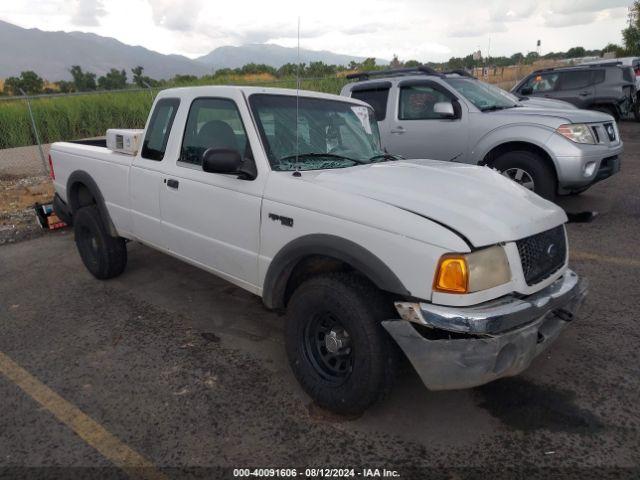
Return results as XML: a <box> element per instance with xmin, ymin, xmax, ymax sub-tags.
<box><xmin>50</xmin><ymin>141</ymin><xmax>135</xmax><ymax>238</ymax></box>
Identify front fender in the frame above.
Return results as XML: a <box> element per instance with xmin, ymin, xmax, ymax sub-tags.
<box><xmin>472</xmin><ymin>123</ymin><xmax>557</xmax><ymax>165</ymax></box>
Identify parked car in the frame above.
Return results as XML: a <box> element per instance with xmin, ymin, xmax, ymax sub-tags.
<box><xmin>512</xmin><ymin>64</ymin><xmax>638</xmax><ymax>121</ymax></box>
<box><xmin>50</xmin><ymin>86</ymin><xmax>587</xmax><ymax>414</ymax></box>
<box><xmin>341</xmin><ymin>67</ymin><xmax>622</xmax><ymax>199</ymax></box>
<box><xmin>579</xmin><ymin>58</ymin><xmax>640</xmax><ymax>121</ymax></box>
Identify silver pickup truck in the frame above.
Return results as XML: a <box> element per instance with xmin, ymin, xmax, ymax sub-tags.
<box><xmin>340</xmin><ymin>67</ymin><xmax>623</xmax><ymax>199</ymax></box>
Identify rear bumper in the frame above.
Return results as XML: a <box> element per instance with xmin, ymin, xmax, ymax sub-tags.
<box><xmin>53</xmin><ymin>193</ymin><xmax>73</xmax><ymax>226</ymax></box>
<box><xmin>383</xmin><ymin>270</ymin><xmax>587</xmax><ymax>390</ymax></box>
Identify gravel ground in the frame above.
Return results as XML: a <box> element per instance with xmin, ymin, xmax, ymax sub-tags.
<box><xmin>0</xmin><ymin>123</ymin><xmax>638</xmax><ymax>479</ymax></box>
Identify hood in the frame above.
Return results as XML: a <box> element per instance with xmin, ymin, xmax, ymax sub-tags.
<box><xmin>518</xmin><ymin>97</ymin><xmax>577</xmax><ymax>110</ymax></box>
<box><xmin>303</xmin><ymin>160</ymin><xmax>567</xmax><ymax>247</ymax></box>
<box><xmin>491</xmin><ymin>105</ymin><xmax>614</xmax><ymax>124</ymax></box>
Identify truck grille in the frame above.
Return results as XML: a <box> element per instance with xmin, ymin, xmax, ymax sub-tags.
<box><xmin>603</xmin><ymin>122</ymin><xmax>616</xmax><ymax>142</ymax></box>
<box><xmin>516</xmin><ymin>226</ymin><xmax>566</xmax><ymax>286</ymax></box>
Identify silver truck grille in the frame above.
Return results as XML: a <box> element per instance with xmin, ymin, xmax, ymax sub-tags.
<box><xmin>516</xmin><ymin>226</ymin><xmax>567</xmax><ymax>286</ymax></box>
<box><xmin>603</xmin><ymin>122</ymin><xmax>616</xmax><ymax>142</ymax></box>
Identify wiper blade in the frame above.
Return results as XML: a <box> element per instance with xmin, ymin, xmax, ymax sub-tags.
<box><xmin>277</xmin><ymin>152</ymin><xmax>367</xmax><ymax>164</ymax></box>
<box><xmin>368</xmin><ymin>153</ymin><xmax>402</xmax><ymax>163</ymax></box>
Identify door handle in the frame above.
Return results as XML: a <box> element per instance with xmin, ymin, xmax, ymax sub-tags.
<box><xmin>390</xmin><ymin>126</ymin><xmax>405</xmax><ymax>134</ymax></box>
<box><xmin>166</xmin><ymin>179</ymin><xmax>179</xmax><ymax>189</ymax></box>
<box><xmin>578</xmin><ymin>91</ymin><xmax>589</xmax><ymax>96</ymax></box>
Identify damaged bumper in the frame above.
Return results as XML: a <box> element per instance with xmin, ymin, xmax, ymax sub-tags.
<box><xmin>382</xmin><ymin>270</ymin><xmax>587</xmax><ymax>390</ymax></box>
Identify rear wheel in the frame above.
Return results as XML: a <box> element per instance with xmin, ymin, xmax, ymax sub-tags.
<box><xmin>285</xmin><ymin>273</ymin><xmax>398</xmax><ymax>415</ymax></box>
<box><xmin>634</xmin><ymin>94</ymin><xmax>640</xmax><ymax>122</ymax></box>
<box><xmin>74</xmin><ymin>206</ymin><xmax>127</xmax><ymax>279</ymax></box>
<box><xmin>493</xmin><ymin>150</ymin><xmax>556</xmax><ymax>200</ymax></box>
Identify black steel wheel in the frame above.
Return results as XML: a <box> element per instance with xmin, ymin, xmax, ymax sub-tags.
<box><xmin>74</xmin><ymin>206</ymin><xmax>127</xmax><ymax>279</ymax></box>
<box><xmin>285</xmin><ymin>273</ymin><xmax>398</xmax><ymax>415</ymax></box>
<box><xmin>302</xmin><ymin>312</ymin><xmax>354</xmax><ymax>385</ymax></box>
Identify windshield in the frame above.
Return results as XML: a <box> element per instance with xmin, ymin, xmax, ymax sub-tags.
<box><xmin>444</xmin><ymin>78</ymin><xmax>519</xmax><ymax>111</ymax></box>
<box><xmin>249</xmin><ymin>94</ymin><xmax>387</xmax><ymax>171</ymax></box>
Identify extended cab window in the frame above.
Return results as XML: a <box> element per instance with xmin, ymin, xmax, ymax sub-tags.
<box><xmin>351</xmin><ymin>87</ymin><xmax>390</xmax><ymax>121</ymax></box>
<box><xmin>180</xmin><ymin>98</ymin><xmax>249</xmax><ymax>166</ymax></box>
<box><xmin>141</xmin><ymin>98</ymin><xmax>180</xmax><ymax>161</ymax></box>
<box><xmin>399</xmin><ymin>84</ymin><xmax>456</xmax><ymax>120</ymax></box>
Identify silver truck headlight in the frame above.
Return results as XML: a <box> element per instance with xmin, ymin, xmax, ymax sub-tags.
<box><xmin>433</xmin><ymin>245</ymin><xmax>511</xmax><ymax>294</ymax></box>
<box><xmin>556</xmin><ymin>124</ymin><xmax>596</xmax><ymax>144</ymax></box>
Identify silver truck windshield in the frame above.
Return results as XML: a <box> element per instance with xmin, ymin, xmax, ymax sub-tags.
<box><xmin>249</xmin><ymin>94</ymin><xmax>388</xmax><ymax>171</ymax></box>
<box><xmin>445</xmin><ymin>78</ymin><xmax>519</xmax><ymax>111</ymax></box>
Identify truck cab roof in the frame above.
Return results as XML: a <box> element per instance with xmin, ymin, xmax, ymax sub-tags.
<box><xmin>156</xmin><ymin>85</ymin><xmax>371</xmax><ymax>108</ymax></box>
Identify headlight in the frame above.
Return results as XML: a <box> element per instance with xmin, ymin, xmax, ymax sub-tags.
<box><xmin>556</xmin><ymin>124</ymin><xmax>596</xmax><ymax>144</ymax></box>
<box><xmin>433</xmin><ymin>245</ymin><xmax>511</xmax><ymax>294</ymax></box>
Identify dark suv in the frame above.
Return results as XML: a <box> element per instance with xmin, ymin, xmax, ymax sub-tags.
<box><xmin>512</xmin><ymin>64</ymin><xmax>637</xmax><ymax>120</ymax></box>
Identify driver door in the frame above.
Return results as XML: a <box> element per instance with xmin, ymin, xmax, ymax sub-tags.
<box><xmin>381</xmin><ymin>80</ymin><xmax>468</xmax><ymax>161</ymax></box>
<box><xmin>159</xmin><ymin>95</ymin><xmax>264</xmax><ymax>289</ymax></box>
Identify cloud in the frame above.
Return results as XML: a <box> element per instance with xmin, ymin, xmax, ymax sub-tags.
<box><xmin>71</xmin><ymin>0</ymin><xmax>106</xmax><ymax>26</ymax></box>
<box><xmin>489</xmin><ymin>1</ymin><xmax>537</xmax><ymax>22</ymax></box>
<box><xmin>551</xmin><ymin>0</ymin><xmax>631</xmax><ymax>14</ymax></box>
<box><xmin>147</xmin><ymin>0</ymin><xmax>204</xmax><ymax>31</ymax></box>
<box><xmin>542</xmin><ymin>11</ymin><xmax>599</xmax><ymax>28</ymax></box>
<box><xmin>448</xmin><ymin>21</ymin><xmax>508</xmax><ymax>38</ymax></box>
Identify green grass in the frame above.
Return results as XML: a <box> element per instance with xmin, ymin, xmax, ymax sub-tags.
<box><xmin>0</xmin><ymin>77</ymin><xmax>350</xmax><ymax>149</ymax></box>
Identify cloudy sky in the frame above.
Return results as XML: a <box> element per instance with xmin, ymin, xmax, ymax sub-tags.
<box><xmin>0</xmin><ymin>0</ymin><xmax>632</xmax><ymax>61</ymax></box>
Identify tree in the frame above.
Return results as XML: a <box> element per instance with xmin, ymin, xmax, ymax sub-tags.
<box><xmin>524</xmin><ymin>51</ymin><xmax>540</xmax><ymax>64</ymax></box>
<box><xmin>602</xmin><ymin>43</ymin><xmax>626</xmax><ymax>57</ymax></box>
<box><xmin>172</xmin><ymin>74</ymin><xmax>198</xmax><ymax>84</ymax></box>
<box><xmin>2</xmin><ymin>71</ymin><xmax>44</xmax><ymax>95</ymax></box>
<box><xmin>55</xmin><ymin>80</ymin><xmax>75</xmax><ymax>93</ymax></box>
<box><xmin>306</xmin><ymin>61</ymin><xmax>336</xmax><ymax>77</ymax></box>
<box><xmin>389</xmin><ymin>54</ymin><xmax>402</xmax><ymax>69</ymax></box>
<box><xmin>509</xmin><ymin>52</ymin><xmax>524</xmax><ymax>64</ymax></box>
<box><xmin>70</xmin><ymin>66</ymin><xmax>97</xmax><ymax>91</ymax></box>
<box><xmin>131</xmin><ymin>66</ymin><xmax>158</xmax><ymax>88</ymax></box>
<box><xmin>403</xmin><ymin>60</ymin><xmax>421</xmax><ymax>68</ymax></box>
<box><xmin>623</xmin><ymin>1</ymin><xmax>640</xmax><ymax>55</ymax></box>
<box><xmin>565</xmin><ymin>46</ymin><xmax>587</xmax><ymax>58</ymax></box>
<box><xmin>97</xmin><ymin>69</ymin><xmax>127</xmax><ymax>90</ymax></box>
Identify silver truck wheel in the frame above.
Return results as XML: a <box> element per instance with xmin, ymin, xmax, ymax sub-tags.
<box><xmin>493</xmin><ymin>150</ymin><xmax>556</xmax><ymax>200</ymax></box>
<box><xmin>502</xmin><ymin>167</ymin><xmax>535</xmax><ymax>191</ymax></box>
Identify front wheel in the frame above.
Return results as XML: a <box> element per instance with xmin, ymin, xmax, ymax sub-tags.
<box><xmin>634</xmin><ymin>94</ymin><xmax>640</xmax><ymax>122</ymax></box>
<box><xmin>285</xmin><ymin>273</ymin><xmax>398</xmax><ymax>415</ymax></box>
<box><xmin>493</xmin><ymin>150</ymin><xmax>556</xmax><ymax>200</ymax></box>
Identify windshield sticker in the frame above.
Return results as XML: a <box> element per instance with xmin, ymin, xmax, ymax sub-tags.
<box><xmin>351</xmin><ymin>106</ymin><xmax>372</xmax><ymax>134</ymax></box>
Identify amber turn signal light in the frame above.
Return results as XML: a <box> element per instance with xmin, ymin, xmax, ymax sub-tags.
<box><xmin>433</xmin><ymin>255</ymin><xmax>468</xmax><ymax>293</ymax></box>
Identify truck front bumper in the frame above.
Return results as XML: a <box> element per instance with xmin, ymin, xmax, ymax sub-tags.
<box><xmin>382</xmin><ymin>270</ymin><xmax>587</xmax><ymax>390</ymax></box>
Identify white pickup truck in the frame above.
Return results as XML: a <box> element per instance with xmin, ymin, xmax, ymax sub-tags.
<box><xmin>51</xmin><ymin>86</ymin><xmax>587</xmax><ymax>414</ymax></box>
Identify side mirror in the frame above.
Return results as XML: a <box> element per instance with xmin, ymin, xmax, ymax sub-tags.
<box><xmin>202</xmin><ymin>148</ymin><xmax>243</xmax><ymax>174</ymax></box>
<box><xmin>434</xmin><ymin>102</ymin><xmax>456</xmax><ymax>118</ymax></box>
<box><xmin>520</xmin><ymin>86</ymin><xmax>533</xmax><ymax>96</ymax></box>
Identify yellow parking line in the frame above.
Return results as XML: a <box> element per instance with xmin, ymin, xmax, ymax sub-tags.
<box><xmin>571</xmin><ymin>251</ymin><xmax>640</xmax><ymax>268</ymax></box>
<box><xmin>0</xmin><ymin>351</ymin><xmax>167</xmax><ymax>480</ymax></box>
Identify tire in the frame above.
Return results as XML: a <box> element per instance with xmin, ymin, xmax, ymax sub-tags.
<box><xmin>74</xmin><ymin>206</ymin><xmax>127</xmax><ymax>279</ymax></box>
<box><xmin>634</xmin><ymin>95</ymin><xmax>640</xmax><ymax>122</ymax></box>
<box><xmin>493</xmin><ymin>150</ymin><xmax>556</xmax><ymax>200</ymax></box>
<box><xmin>285</xmin><ymin>273</ymin><xmax>398</xmax><ymax>415</ymax></box>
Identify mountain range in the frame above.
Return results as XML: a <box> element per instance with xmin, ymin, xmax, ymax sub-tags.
<box><xmin>0</xmin><ymin>19</ymin><xmax>381</xmax><ymax>81</ymax></box>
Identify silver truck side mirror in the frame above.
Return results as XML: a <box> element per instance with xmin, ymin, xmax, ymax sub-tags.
<box><xmin>434</xmin><ymin>102</ymin><xmax>455</xmax><ymax>117</ymax></box>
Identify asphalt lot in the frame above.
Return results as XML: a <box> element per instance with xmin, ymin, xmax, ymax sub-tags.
<box><xmin>1</xmin><ymin>123</ymin><xmax>639</xmax><ymax>479</ymax></box>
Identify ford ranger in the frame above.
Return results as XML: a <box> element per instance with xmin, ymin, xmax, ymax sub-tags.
<box><xmin>50</xmin><ymin>86</ymin><xmax>587</xmax><ymax>414</ymax></box>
